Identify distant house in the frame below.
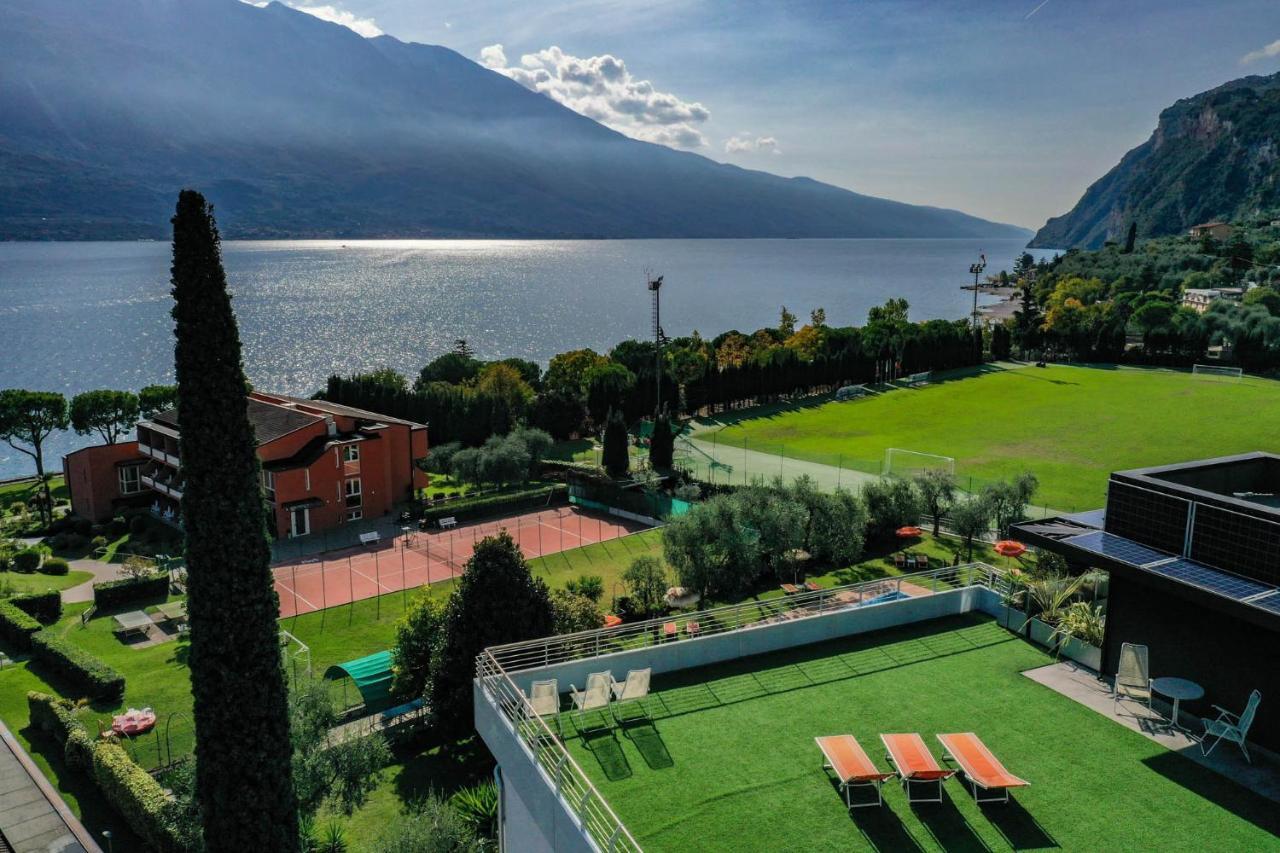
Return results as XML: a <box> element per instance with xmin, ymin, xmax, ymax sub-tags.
<box><xmin>64</xmin><ymin>392</ymin><xmax>428</xmax><ymax>539</ymax></box>
<box><xmin>1181</xmin><ymin>287</ymin><xmax>1244</xmax><ymax>314</ymax></box>
<box><xmin>1188</xmin><ymin>221</ymin><xmax>1233</xmax><ymax>240</ymax></box>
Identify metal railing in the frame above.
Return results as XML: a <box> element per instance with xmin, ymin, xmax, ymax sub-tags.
<box><xmin>486</xmin><ymin>562</ymin><xmax>1004</xmax><ymax>674</ymax></box>
<box><xmin>476</xmin><ymin>651</ymin><xmax>642</xmax><ymax>853</ymax></box>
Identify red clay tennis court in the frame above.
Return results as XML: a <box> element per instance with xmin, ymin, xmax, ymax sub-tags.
<box><xmin>272</xmin><ymin>505</ymin><xmax>648</xmax><ymax>617</ymax></box>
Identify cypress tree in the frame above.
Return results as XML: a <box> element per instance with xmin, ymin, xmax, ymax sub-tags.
<box><xmin>171</xmin><ymin>190</ymin><xmax>299</xmax><ymax>852</ymax></box>
<box><xmin>602</xmin><ymin>407</ymin><xmax>630</xmax><ymax>477</ymax></box>
<box><xmin>649</xmin><ymin>408</ymin><xmax>675</xmax><ymax>470</ymax></box>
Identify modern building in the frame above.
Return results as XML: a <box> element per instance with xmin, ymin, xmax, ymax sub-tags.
<box><xmin>64</xmin><ymin>392</ymin><xmax>428</xmax><ymax>539</ymax></box>
<box><xmin>1014</xmin><ymin>452</ymin><xmax>1280</xmax><ymax>752</ymax></box>
<box><xmin>1188</xmin><ymin>221</ymin><xmax>1233</xmax><ymax>241</ymax></box>
<box><xmin>1181</xmin><ymin>286</ymin><xmax>1244</xmax><ymax>314</ymax></box>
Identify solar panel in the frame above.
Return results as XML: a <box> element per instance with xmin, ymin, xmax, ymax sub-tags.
<box><xmin>1063</xmin><ymin>531</ymin><xmax>1170</xmax><ymax>566</ymax></box>
<box><xmin>1248</xmin><ymin>592</ymin><xmax>1280</xmax><ymax>614</ymax></box>
<box><xmin>1146</xmin><ymin>558</ymin><xmax>1274</xmax><ymax>601</ymax></box>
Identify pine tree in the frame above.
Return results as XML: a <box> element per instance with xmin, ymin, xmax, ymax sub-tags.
<box><xmin>171</xmin><ymin>190</ymin><xmax>299</xmax><ymax>852</ymax></box>
<box><xmin>602</xmin><ymin>407</ymin><xmax>630</xmax><ymax>477</ymax></box>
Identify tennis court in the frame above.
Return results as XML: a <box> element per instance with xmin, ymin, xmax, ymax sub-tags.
<box><xmin>272</xmin><ymin>505</ymin><xmax>648</xmax><ymax>617</ymax></box>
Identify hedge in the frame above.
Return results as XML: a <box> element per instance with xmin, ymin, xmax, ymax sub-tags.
<box><xmin>27</xmin><ymin>690</ymin><xmax>82</xmax><ymax>745</ymax></box>
<box><xmin>12</xmin><ymin>547</ymin><xmax>42</xmax><ymax>573</ymax></box>
<box><xmin>0</xmin><ymin>600</ymin><xmax>41</xmax><ymax>651</ymax></box>
<box><xmin>93</xmin><ymin>572</ymin><xmax>169</xmax><ymax>610</ymax></box>
<box><xmin>419</xmin><ymin>483</ymin><xmax>567</xmax><ymax>525</ymax></box>
<box><xmin>30</xmin><ymin>631</ymin><xmax>125</xmax><ymax>701</ymax></box>
<box><xmin>91</xmin><ymin>742</ymin><xmax>184</xmax><ymax>853</ymax></box>
<box><xmin>11</xmin><ymin>589</ymin><xmax>62</xmax><ymax>624</ymax></box>
<box><xmin>40</xmin><ymin>556</ymin><xmax>71</xmax><ymax>576</ymax></box>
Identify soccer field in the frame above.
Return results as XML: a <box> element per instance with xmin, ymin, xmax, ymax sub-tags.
<box><xmin>706</xmin><ymin>363</ymin><xmax>1280</xmax><ymax>512</ymax></box>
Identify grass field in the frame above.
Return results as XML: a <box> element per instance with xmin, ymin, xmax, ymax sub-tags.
<box><xmin>706</xmin><ymin>363</ymin><xmax>1280</xmax><ymax>511</ymax></box>
<box><xmin>0</xmin><ymin>569</ymin><xmax>94</xmax><ymax>594</ymax></box>
<box><xmin>0</xmin><ymin>475</ymin><xmax>68</xmax><ymax>511</ymax></box>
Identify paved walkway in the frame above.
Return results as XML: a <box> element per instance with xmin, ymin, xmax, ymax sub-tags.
<box><xmin>61</xmin><ymin>558</ymin><xmax>125</xmax><ymax>604</ymax></box>
<box><xmin>0</xmin><ymin>721</ymin><xmax>100</xmax><ymax>852</ymax></box>
<box><xmin>1024</xmin><ymin>661</ymin><xmax>1280</xmax><ymax>803</ymax></box>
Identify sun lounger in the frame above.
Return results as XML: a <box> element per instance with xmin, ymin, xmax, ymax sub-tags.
<box><xmin>936</xmin><ymin>733</ymin><xmax>1029</xmax><ymax>804</ymax></box>
<box><xmin>780</xmin><ymin>583</ymin><xmax>801</xmax><ymax>595</ymax></box>
<box><xmin>881</xmin><ymin>733</ymin><xmax>955</xmax><ymax>803</ymax></box>
<box><xmin>816</xmin><ymin>735</ymin><xmax>895</xmax><ymax>808</ymax></box>
<box><xmin>804</xmin><ymin>581</ymin><xmax>822</xmax><ymax>592</ymax></box>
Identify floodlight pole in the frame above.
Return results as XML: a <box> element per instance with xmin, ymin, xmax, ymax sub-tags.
<box><xmin>968</xmin><ymin>254</ymin><xmax>987</xmax><ymax>331</ymax></box>
<box><xmin>648</xmin><ymin>274</ymin><xmax>664</xmax><ymax>414</ymax></box>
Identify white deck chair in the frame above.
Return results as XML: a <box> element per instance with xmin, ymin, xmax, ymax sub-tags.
<box><xmin>610</xmin><ymin>669</ymin><xmax>651</xmax><ymax>722</ymax></box>
<box><xmin>526</xmin><ymin>679</ymin><xmax>560</xmax><ymax>737</ymax></box>
<box><xmin>1202</xmin><ymin>690</ymin><xmax>1261</xmax><ymax>763</ymax></box>
<box><xmin>569</xmin><ymin>672</ymin><xmax>612</xmax><ymax>732</ymax></box>
<box><xmin>1114</xmin><ymin>642</ymin><xmax>1151</xmax><ymax>713</ymax></box>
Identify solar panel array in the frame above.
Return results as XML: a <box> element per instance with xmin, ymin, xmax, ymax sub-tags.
<box><xmin>1249</xmin><ymin>592</ymin><xmax>1280</xmax><ymax>614</ymax></box>
<box><xmin>1145</xmin><ymin>558</ymin><xmax>1273</xmax><ymax>602</ymax></box>
<box><xmin>1063</xmin><ymin>531</ymin><xmax>1170</xmax><ymax>566</ymax></box>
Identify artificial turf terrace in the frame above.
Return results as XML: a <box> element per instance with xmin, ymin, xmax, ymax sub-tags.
<box><xmin>555</xmin><ymin>615</ymin><xmax>1280</xmax><ymax>852</ymax></box>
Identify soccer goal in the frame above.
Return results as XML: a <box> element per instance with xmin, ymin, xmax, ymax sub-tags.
<box><xmin>883</xmin><ymin>448</ymin><xmax>956</xmax><ymax>479</ymax></box>
<box><xmin>1192</xmin><ymin>364</ymin><xmax>1243</xmax><ymax>380</ymax></box>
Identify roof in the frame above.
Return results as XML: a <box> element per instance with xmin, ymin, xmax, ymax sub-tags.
<box><xmin>1191</xmin><ymin>221</ymin><xmax>1230</xmax><ymax>229</ymax></box>
<box><xmin>262</xmin><ymin>432</ymin><xmax>374</xmax><ymax>473</ymax></box>
<box><xmin>150</xmin><ymin>397</ymin><xmax>322</xmax><ymax>447</ymax></box>
<box><xmin>256</xmin><ymin>393</ymin><xmax>427</xmax><ymax>430</ymax></box>
<box><xmin>323</xmin><ymin>650</ymin><xmax>393</xmax><ymax>706</ymax></box>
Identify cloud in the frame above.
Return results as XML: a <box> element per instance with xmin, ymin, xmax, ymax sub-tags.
<box><xmin>290</xmin><ymin>4</ymin><xmax>383</xmax><ymax>38</ymax></box>
<box><xmin>1241</xmin><ymin>39</ymin><xmax>1280</xmax><ymax>64</ymax></box>
<box><xmin>479</xmin><ymin>43</ymin><xmax>710</xmax><ymax>149</ymax></box>
<box><xmin>725</xmin><ymin>133</ymin><xmax>780</xmax><ymax>155</ymax></box>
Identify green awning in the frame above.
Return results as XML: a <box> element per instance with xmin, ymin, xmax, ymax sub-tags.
<box><xmin>323</xmin><ymin>650</ymin><xmax>393</xmax><ymax>706</ymax></box>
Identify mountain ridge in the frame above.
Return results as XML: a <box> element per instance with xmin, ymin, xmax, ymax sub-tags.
<box><xmin>0</xmin><ymin>0</ymin><xmax>1030</xmax><ymax>241</ymax></box>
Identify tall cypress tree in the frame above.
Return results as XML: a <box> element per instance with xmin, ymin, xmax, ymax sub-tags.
<box><xmin>602</xmin><ymin>407</ymin><xmax>630</xmax><ymax>477</ymax></box>
<box><xmin>171</xmin><ymin>190</ymin><xmax>299</xmax><ymax>852</ymax></box>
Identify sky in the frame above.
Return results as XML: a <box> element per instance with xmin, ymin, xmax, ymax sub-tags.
<box><xmin>277</xmin><ymin>1</ymin><xmax>1280</xmax><ymax>229</ymax></box>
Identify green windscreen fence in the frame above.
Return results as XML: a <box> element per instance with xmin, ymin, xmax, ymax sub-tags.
<box><xmin>567</xmin><ymin>480</ymin><xmax>689</xmax><ymax>520</ymax></box>
<box><xmin>323</xmin><ymin>650</ymin><xmax>393</xmax><ymax>706</ymax></box>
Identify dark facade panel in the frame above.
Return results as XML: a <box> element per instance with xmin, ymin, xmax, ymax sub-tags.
<box><xmin>1104</xmin><ymin>480</ymin><xmax>1189</xmax><ymax>555</ymax></box>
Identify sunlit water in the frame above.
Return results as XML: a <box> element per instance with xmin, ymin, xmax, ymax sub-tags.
<box><xmin>0</xmin><ymin>238</ymin><xmax>1048</xmax><ymax>478</ymax></box>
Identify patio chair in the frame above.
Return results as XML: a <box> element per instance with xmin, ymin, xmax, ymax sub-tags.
<box><xmin>816</xmin><ymin>735</ymin><xmax>895</xmax><ymax>808</ymax></box>
<box><xmin>610</xmin><ymin>669</ymin><xmax>651</xmax><ymax>722</ymax></box>
<box><xmin>525</xmin><ymin>679</ymin><xmax>561</xmax><ymax>737</ymax></box>
<box><xmin>915</xmin><ymin>555</ymin><xmax>929</xmax><ymax>571</ymax></box>
<box><xmin>1201</xmin><ymin>690</ymin><xmax>1261</xmax><ymax>763</ymax></box>
<box><xmin>1113</xmin><ymin>642</ymin><xmax>1152</xmax><ymax>713</ymax></box>
<box><xmin>685</xmin><ymin>620</ymin><xmax>701</xmax><ymax>638</ymax></box>
<box><xmin>894</xmin><ymin>553</ymin><xmax>907</xmax><ymax>569</ymax></box>
<box><xmin>662</xmin><ymin>622</ymin><xmax>678</xmax><ymax>641</ymax></box>
<box><xmin>936</xmin><ymin>732</ymin><xmax>1029</xmax><ymax>804</ymax></box>
<box><xmin>881</xmin><ymin>733</ymin><xmax>955</xmax><ymax>804</ymax></box>
<box><xmin>569</xmin><ymin>672</ymin><xmax>612</xmax><ymax>732</ymax></box>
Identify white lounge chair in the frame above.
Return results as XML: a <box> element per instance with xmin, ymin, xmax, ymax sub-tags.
<box><xmin>1202</xmin><ymin>690</ymin><xmax>1261</xmax><ymax>763</ymax></box>
<box><xmin>569</xmin><ymin>672</ymin><xmax>612</xmax><ymax>732</ymax></box>
<box><xmin>610</xmin><ymin>669</ymin><xmax>651</xmax><ymax>722</ymax></box>
<box><xmin>526</xmin><ymin>679</ymin><xmax>561</xmax><ymax>737</ymax></box>
<box><xmin>1114</xmin><ymin>642</ymin><xmax>1152</xmax><ymax>713</ymax></box>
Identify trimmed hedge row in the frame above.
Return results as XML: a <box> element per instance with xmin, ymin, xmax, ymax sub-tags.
<box><xmin>30</xmin><ymin>631</ymin><xmax>125</xmax><ymax>701</ymax></box>
<box><xmin>419</xmin><ymin>483</ymin><xmax>567</xmax><ymax>525</ymax></box>
<box><xmin>0</xmin><ymin>600</ymin><xmax>41</xmax><ymax>651</ymax></box>
<box><xmin>11</xmin><ymin>589</ymin><xmax>62</xmax><ymax>624</ymax></box>
<box><xmin>93</xmin><ymin>572</ymin><xmax>169</xmax><ymax>610</ymax></box>
<box><xmin>27</xmin><ymin>690</ymin><xmax>83</xmax><ymax>750</ymax></box>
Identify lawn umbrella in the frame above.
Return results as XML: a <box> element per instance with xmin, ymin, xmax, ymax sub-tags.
<box><xmin>895</xmin><ymin>525</ymin><xmax>923</xmax><ymax>553</ymax></box>
<box><xmin>994</xmin><ymin>539</ymin><xmax>1027</xmax><ymax>570</ymax></box>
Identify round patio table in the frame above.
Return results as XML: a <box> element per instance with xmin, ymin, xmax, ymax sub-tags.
<box><xmin>1151</xmin><ymin>677</ymin><xmax>1203</xmax><ymax>734</ymax></box>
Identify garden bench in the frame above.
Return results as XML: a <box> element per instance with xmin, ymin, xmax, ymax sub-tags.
<box><xmin>359</xmin><ymin>531</ymin><xmax>381</xmax><ymax>547</ymax></box>
<box><xmin>438</xmin><ymin>517</ymin><xmax>458</xmax><ymax>530</ymax></box>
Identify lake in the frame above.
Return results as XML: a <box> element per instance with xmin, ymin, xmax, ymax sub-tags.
<box><xmin>0</xmin><ymin>238</ymin><xmax>1050</xmax><ymax>478</ymax></box>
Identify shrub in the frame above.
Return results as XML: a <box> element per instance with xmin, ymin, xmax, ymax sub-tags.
<box><xmin>12</xmin><ymin>590</ymin><xmax>62</xmax><ymax>623</ymax></box>
<box><xmin>40</xmin><ymin>556</ymin><xmax>70</xmax><ymax>576</ymax></box>
<box><xmin>0</xmin><ymin>601</ymin><xmax>41</xmax><ymax>650</ymax></box>
<box><xmin>129</xmin><ymin>515</ymin><xmax>148</xmax><ymax>535</ymax></box>
<box><xmin>72</xmin><ymin>517</ymin><xmax>93</xmax><ymax>537</ymax></box>
<box><xmin>418</xmin><ymin>483</ymin><xmax>566</xmax><ymax>526</ymax></box>
<box><xmin>31</xmin><ymin>631</ymin><xmax>126</xmax><ymax>701</ymax></box>
<box><xmin>90</xmin><ymin>535</ymin><xmax>109</xmax><ymax>552</ymax></box>
<box><xmin>65</xmin><ymin>726</ymin><xmax>96</xmax><ymax>771</ymax></box>
<box><xmin>565</xmin><ymin>574</ymin><xmax>604</xmax><ymax>602</ymax></box>
<box><xmin>91</xmin><ymin>742</ymin><xmax>184</xmax><ymax>853</ymax></box>
<box><xmin>110</xmin><ymin>516</ymin><xmax>128</xmax><ymax>537</ymax></box>
<box><xmin>93</xmin><ymin>572</ymin><xmax>168</xmax><ymax>610</ymax></box>
<box><xmin>27</xmin><ymin>691</ymin><xmax>83</xmax><ymax>747</ymax></box>
<box><xmin>12</xmin><ymin>547</ymin><xmax>42</xmax><ymax>573</ymax></box>
<box><xmin>450</xmin><ymin>781</ymin><xmax>498</xmax><ymax>840</ymax></box>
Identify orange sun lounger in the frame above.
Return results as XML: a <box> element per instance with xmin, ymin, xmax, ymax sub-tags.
<box><xmin>936</xmin><ymin>733</ymin><xmax>1029</xmax><ymax>804</ymax></box>
<box><xmin>816</xmin><ymin>736</ymin><xmax>895</xmax><ymax>808</ymax></box>
<box><xmin>880</xmin><ymin>733</ymin><xmax>956</xmax><ymax>804</ymax></box>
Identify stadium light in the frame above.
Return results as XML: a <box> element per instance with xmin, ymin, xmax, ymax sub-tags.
<box><xmin>967</xmin><ymin>253</ymin><xmax>987</xmax><ymax>330</ymax></box>
<box><xmin>648</xmin><ymin>273</ymin><xmax>665</xmax><ymax>414</ymax></box>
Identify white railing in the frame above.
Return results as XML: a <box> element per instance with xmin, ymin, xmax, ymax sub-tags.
<box><xmin>476</xmin><ymin>651</ymin><xmax>642</xmax><ymax>853</ymax></box>
<box><xmin>486</xmin><ymin>562</ymin><xmax>1004</xmax><ymax>674</ymax></box>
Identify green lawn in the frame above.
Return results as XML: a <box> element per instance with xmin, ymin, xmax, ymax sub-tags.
<box><xmin>564</xmin><ymin>614</ymin><xmax>1280</xmax><ymax>852</ymax></box>
<box><xmin>706</xmin><ymin>363</ymin><xmax>1280</xmax><ymax>512</ymax></box>
<box><xmin>528</xmin><ymin>529</ymin><xmax>664</xmax><ymax>604</ymax></box>
<box><xmin>0</xmin><ymin>569</ymin><xmax>93</xmax><ymax>594</ymax></box>
<box><xmin>0</xmin><ymin>475</ymin><xmax>68</xmax><ymax>510</ymax></box>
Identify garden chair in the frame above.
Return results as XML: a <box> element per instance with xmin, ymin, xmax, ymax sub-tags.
<box><xmin>881</xmin><ymin>733</ymin><xmax>955</xmax><ymax>804</ymax></box>
<box><xmin>662</xmin><ymin>622</ymin><xmax>678</xmax><ymax>641</ymax></box>
<box><xmin>937</xmin><ymin>732</ymin><xmax>1029</xmax><ymax>804</ymax></box>
<box><xmin>1202</xmin><ymin>690</ymin><xmax>1261</xmax><ymax>763</ymax></box>
<box><xmin>894</xmin><ymin>553</ymin><xmax>906</xmax><ymax>569</ymax></box>
<box><xmin>610</xmin><ymin>669</ymin><xmax>651</xmax><ymax>722</ymax></box>
<box><xmin>569</xmin><ymin>672</ymin><xmax>612</xmax><ymax>732</ymax></box>
<box><xmin>525</xmin><ymin>679</ymin><xmax>561</xmax><ymax>737</ymax></box>
<box><xmin>1113</xmin><ymin>642</ymin><xmax>1152</xmax><ymax>713</ymax></box>
<box><xmin>816</xmin><ymin>735</ymin><xmax>894</xmax><ymax>808</ymax></box>
<box><xmin>915</xmin><ymin>555</ymin><xmax>929</xmax><ymax>571</ymax></box>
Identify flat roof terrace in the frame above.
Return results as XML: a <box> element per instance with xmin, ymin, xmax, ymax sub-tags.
<box><xmin>556</xmin><ymin>615</ymin><xmax>1280</xmax><ymax>852</ymax></box>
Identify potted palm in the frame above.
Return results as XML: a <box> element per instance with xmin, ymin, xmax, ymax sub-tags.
<box><xmin>1050</xmin><ymin>601</ymin><xmax>1105</xmax><ymax>670</ymax></box>
<box><xmin>1022</xmin><ymin>572</ymin><xmax>1086</xmax><ymax>649</ymax></box>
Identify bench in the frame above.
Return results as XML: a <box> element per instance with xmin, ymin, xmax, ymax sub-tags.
<box><xmin>358</xmin><ymin>531</ymin><xmax>381</xmax><ymax>546</ymax></box>
<box><xmin>438</xmin><ymin>517</ymin><xmax>458</xmax><ymax>530</ymax></box>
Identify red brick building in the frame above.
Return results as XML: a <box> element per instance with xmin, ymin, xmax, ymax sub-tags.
<box><xmin>64</xmin><ymin>392</ymin><xmax>428</xmax><ymax>540</ymax></box>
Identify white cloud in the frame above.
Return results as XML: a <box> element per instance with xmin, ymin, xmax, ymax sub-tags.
<box><xmin>478</xmin><ymin>43</ymin><xmax>710</xmax><ymax>149</ymax></box>
<box><xmin>1241</xmin><ymin>39</ymin><xmax>1280</xmax><ymax>64</ymax></box>
<box><xmin>290</xmin><ymin>4</ymin><xmax>383</xmax><ymax>38</ymax></box>
<box><xmin>724</xmin><ymin>133</ymin><xmax>780</xmax><ymax>155</ymax></box>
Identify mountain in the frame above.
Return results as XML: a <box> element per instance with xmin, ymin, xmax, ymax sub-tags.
<box><xmin>0</xmin><ymin>0</ymin><xmax>1029</xmax><ymax>241</ymax></box>
<box><xmin>1032</xmin><ymin>73</ymin><xmax>1280</xmax><ymax>249</ymax></box>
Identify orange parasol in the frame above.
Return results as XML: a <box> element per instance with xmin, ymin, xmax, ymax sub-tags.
<box><xmin>895</xmin><ymin>526</ymin><xmax>923</xmax><ymax>538</ymax></box>
<box><xmin>994</xmin><ymin>540</ymin><xmax>1027</xmax><ymax>559</ymax></box>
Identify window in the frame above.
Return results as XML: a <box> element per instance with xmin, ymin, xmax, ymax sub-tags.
<box><xmin>118</xmin><ymin>465</ymin><xmax>142</xmax><ymax>495</ymax></box>
<box><xmin>345</xmin><ymin>478</ymin><xmax>362</xmax><ymax>508</ymax></box>
<box><xmin>346</xmin><ymin>508</ymin><xmax>363</xmax><ymax>521</ymax></box>
<box><xmin>343</xmin><ymin>444</ymin><xmax>360</xmax><ymax>463</ymax></box>
<box><xmin>289</xmin><ymin>506</ymin><xmax>310</xmax><ymax>537</ymax></box>
<box><xmin>262</xmin><ymin>470</ymin><xmax>276</xmax><ymax>502</ymax></box>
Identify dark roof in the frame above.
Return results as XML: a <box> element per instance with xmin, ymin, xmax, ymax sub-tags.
<box><xmin>150</xmin><ymin>398</ymin><xmax>322</xmax><ymax>447</ymax></box>
<box><xmin>264</xmin><ymin>393</ymin><xmax>426</xmax><ymax>429</ymax></box>
<box><xmin>262</xmin><ymin>432</ymin><xmax>375</xmax><ymax>472</ymax></box>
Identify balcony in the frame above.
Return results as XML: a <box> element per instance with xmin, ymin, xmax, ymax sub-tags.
<box><xmin>139</xmin><ymin>440</ymin><xmax>180</xmax><ymax>468</ymax></box>
<box><xmin>141</xmin><ymin>469</ymin><xmax>184</xmax><ymax>500</ymax></box>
